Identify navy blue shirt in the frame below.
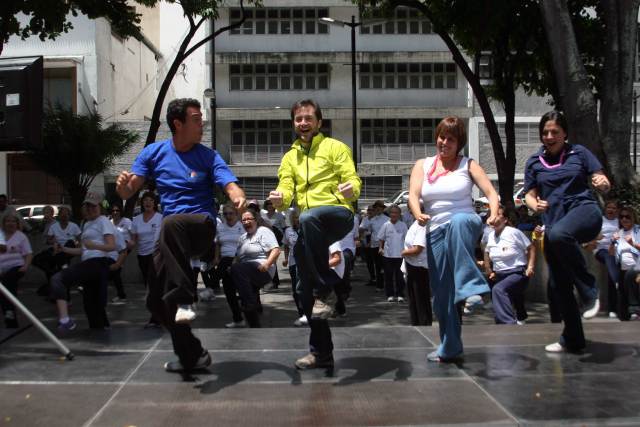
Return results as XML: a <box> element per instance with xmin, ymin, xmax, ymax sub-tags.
<box><xmin>131</xmin><ymin>139</ymin><xmax>237</xmax><ymax>217</ymax></box>
<box><xmin>523</xmin><ymin>144</ymin><xmax>602</xmax><ymax>227</ymax></box>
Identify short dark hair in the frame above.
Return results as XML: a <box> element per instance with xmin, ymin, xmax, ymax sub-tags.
<box><xmin>539</xmin><ymin>111</ymin><xmax>568</xmax><ymax>142</ymax></box>
<box><xmin>140</xmin><ymin>191</ymin><xmax>159</xmax><ymax>211</ymax></box>
<box><xmin>435</xmin><ymin>116</ymin><xmax>467</xmax><ymax>153</ymax></box>
<box><xmin>290</xmin><ymin>99</ymin><xmax>322</xmax><ymax>121</ymax></box>
<box><xmin>166</xmin><ymin>98</ymin><xmax>201</xmax><ymax>134</ymax></box>
<box><xmin>0</xmin><ymin>194</ymin><xmax>7</xmax><ymax>201</ymax></box>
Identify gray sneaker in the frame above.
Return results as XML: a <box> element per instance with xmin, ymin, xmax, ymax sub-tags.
<box><xmin>164</xmin><ymin>350</ymin><xmax>212</xmax><ymax>372</ymax></box>
<box><xmin>311</xmin><ymin>292</ymin><xmax>337</xmax><ymax>320</ymax></box>
<box><xmin>57</xmin><ymin>318</ymin><xmax>77</xmax><ymax>332</ymax></box>
<box><xmin>295</xmin><ymin>353</ymin><xmax>334</xmax><ymax>370</ymax></box>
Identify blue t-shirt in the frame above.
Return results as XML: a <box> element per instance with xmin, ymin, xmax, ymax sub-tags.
<box><xmin>131</xmin><ymin>139</ymin><xmax>237</xmax><ymax>217</ymax></box>
<box><xmin>523</xmin><ymin>143</ymin><xmax>602</xmax><ymax>227</ymax></box>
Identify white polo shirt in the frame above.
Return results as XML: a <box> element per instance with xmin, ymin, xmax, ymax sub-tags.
<box><xmin>377</xmin><ymin>220</ymin><xmax>408</xmax><ymax>258</ymax></box>
<box><xmin>485</xmin><ymin>226</ymin><xmax>531</xmax><ymax>272</ymax></box>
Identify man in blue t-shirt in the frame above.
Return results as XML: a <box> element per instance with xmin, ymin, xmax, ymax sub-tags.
<box><xmin>117</xmin><ymin>98</ymin><xmax>246</xmax><ymax>373</ymax></box>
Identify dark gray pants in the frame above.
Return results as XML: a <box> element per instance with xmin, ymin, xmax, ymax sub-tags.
<box><xmin>147</xmin><ymin>213</ymin><xmax>216</xmax><ymax>371</ymax></box>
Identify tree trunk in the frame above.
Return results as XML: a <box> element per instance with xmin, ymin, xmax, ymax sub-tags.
<box><xmin>539</xmin><ymin>0</ymin><xmax>606</xmax><ymax>166</ymax></box>
<box><xmin>599</xmin><ymin>0</ymin><xmax>640</xmax><ymax>187</ymax></box>
<box><xmin>393</xmin><ymin>0</ymin><xmax>509</xmax><ymax>199</ymax></box>
<box><xmin>501</xmin><ymin>78</ymin><xmax>517</xmax><ymax>210</ymax></box>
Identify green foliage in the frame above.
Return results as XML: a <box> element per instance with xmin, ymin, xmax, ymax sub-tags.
<box><xmin>357</xmin><ymin>0</ymin><xmax>605</xmax><ymax>106</ymax></box>
<box><xmin>30</xmin><ymin>105</ymin><xmax>138</xmax><ymax>218</ymax></box>
<box><xmin>610</xmin><ymin>184</ymin><xmax>640</xmax><ymax>214</ymax></box>
<box><xmin>0</xmin><ymin>0</ymin><xmax>157</xmax><ymax>47</ymax></box>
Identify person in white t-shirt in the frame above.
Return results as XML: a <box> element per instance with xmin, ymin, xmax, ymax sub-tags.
<box><xmin>332</xmin><ymin>215</ymin><xmax>359</xmax><ymax>317</ymax></box>
<box><xmin>378</xmin><ymin>205</ymin><xmax>408</xmax><ymax>302</ymax></box>
<box><xmin>483</xmin><ymin>207</ymin><xmax>535</xmax><ymax>325</ymax></box>
<box><xmin>402</xmin><ymin>219</ymin><xmax>432</xmax><ymax>325</ymax></box>
<box><xmin>359</xmin><ymin>206</ymin><xmax>377</xmax><ymax>286</ymax></box>
<box><xmin>283</xmin><ymin>209</ymin><xmax>305</xmax><ymax>326</ymax></box>
<box><xmin>588</xmin><ymin>200</ymin><xmax>621</xmax><ymax>318</ymax></box>
<box><xmin>362</xmin><ymin>201</ymin><xmax>388</xmax><ymax>290</ymax></box>
<box><xmin>261</xmin><ymin>199</ymin><xmax>285</xmax><ymax>289</ymax></box>
<box><xmin>228</xmin><ymin>210</ymin><xmax>280</xmax><ymax>327</ymax></box>
<box><xmin>108</xmin><ymin>202</ymin><xmax>132</xmax><ymax>303</ymax></box>
<box><xmin>33</xmin><ymin>206</ymin><xmax>81</xmax><ymax>297</ymax></box>
<box><xmin>130</xmin><ymin>191</ymin><xmax>163</xmax><ymax>327</ymax></box>
<box><xmin>610</xmin><ymin>206</ymin><xmax>640</xmax><ymax>320</ymax></box>
<box><xmin>0</xmin><ymin>213</ymin><xmax>32</xmax><ymax>328</ymax></box>
<box><xmin>211</xmin><ymin>203</ymin><xmax>244</xmax><ymax>327</ymax></box>
<box><xmin>50</xmin><ymin>193</ymin><xmax>116</xmax><ymax>331</ymax></box>
<box><xmin>328</xmin><ymin>241</ymin><xmax>346</xmax><ymax>315</ymax></box>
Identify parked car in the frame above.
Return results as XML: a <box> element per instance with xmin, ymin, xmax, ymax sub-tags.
<box><xmin>384</xmin><ymin>190</ymin><xmax>409</xmax><ymax>207</ymax></box>
<box><xmin>474</xmin><ymin>186</ymin><xmax>526</xmax><ymax>213</ymax></box>
<box><xmin>15</xmin><ymin>204</ymin><xmax>71</xmax><ymax>229</ymax></box>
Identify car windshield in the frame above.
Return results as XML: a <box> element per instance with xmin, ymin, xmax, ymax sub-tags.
<box><xmin>385</xmin><ymin>190</ymin><xmax>404</xmax><ymax>204</ymax></box>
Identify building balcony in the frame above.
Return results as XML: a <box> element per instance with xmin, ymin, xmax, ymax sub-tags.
<box><xmin>361</xmin><ymin>143</ymin><xmax>436</xmax><ymax>163</ymax></box>
<box><xmin>230</xmin><ymin>143</ymin><xmax>436</xmax><ymax>165</ymax></box>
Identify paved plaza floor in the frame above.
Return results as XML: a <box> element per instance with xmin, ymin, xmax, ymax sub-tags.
<box><xmin>1</xmin><ymin>260</ymin><xmax>638</xmax><ymax>426</ymax></box>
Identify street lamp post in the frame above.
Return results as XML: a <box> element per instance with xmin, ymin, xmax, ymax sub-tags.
<box><xmin>634</xmin><ymin>90</ymin><xmax>639</xmax><ymax>170</ymax></box>
<box><xmin>320</xmin><ymin>16</ymin><xmax>362</xmax><ymax>170</ymax></box>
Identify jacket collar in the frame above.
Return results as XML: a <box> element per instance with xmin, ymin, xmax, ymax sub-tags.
<box><xmin>292</xmin><ymin>132</ymin><xmax>325</xmax><ymax>153</ymax></box>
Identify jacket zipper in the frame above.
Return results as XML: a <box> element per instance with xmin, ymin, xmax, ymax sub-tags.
<box><xmin>305</xmin><ymin>145</ymin><xmax>310</xmax><ymax>210</ymax></box>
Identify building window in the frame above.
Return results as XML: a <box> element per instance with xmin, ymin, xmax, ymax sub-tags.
<box><xmin>43</xmin><ymin>67</ymin><xmax>75</xmax><ymax>112</ymax></box>
<box><xmin>236</xmin><ymin>177</ymin><xmax>280</xmax><ymax>201</ymax></box>
<box><xmin>360</xmin><ymin>7</ymin><xmax>431</xmax><ymax>35</ymax></box>
<box><xmin>230</xmin><ymin>63</ymin><xmax>329</xmax><ymax>91</ymax></box>
<box><xmin>360</xmin><ymin>176</ymin><xmax>403</xmax><ymax>200</ymax></box>
<box><xmin>230</xmin><ymin>8</ymin><xmax>329</xmax><ymax>35</ymax></box>
<box><xmin>359</xmin><ymin>63</ymin><xmax>456</xmax><ymax>89</ymax></box>
<box><xmin>231</xmin><ymin>120</ymin><xmax>332</xmax><ymax>146</ymax></box>
<box><xmin>361</xmin><ymin>118</ymin><xmax>439</xmax><ymax>145</ymax></box>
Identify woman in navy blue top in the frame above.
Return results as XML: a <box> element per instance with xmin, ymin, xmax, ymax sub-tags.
<box><xmin>524</xmin><ymin>111</ymin><xmax>610</xmax><ymax>353</ymax></box>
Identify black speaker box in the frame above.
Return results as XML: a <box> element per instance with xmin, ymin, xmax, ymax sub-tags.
<box><xmin>0</xmin><ymin>56</ymin><xmax>43</xmax><ymax>151</ymax></box>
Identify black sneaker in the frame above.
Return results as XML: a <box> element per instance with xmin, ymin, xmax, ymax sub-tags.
<box><xmin>164</xmin><ymin>350</ymin><xmax>212</xmax><ymax>372</ymax></box>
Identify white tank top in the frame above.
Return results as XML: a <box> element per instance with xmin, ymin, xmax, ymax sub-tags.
<box><xmin>421</xmin><ymin>156</ymin><xmax>476</xmax><ymax>232</ymax></box>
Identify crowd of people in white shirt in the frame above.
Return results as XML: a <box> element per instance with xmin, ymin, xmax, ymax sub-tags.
<box><xmin>1</xmin><ymin>191</ymin><xmax>639</xmax><ymax>331</ymax></box>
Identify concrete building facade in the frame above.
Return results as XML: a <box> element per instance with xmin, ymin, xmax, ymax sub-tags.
<box><xmin>209</xmin><ymin>0</ymin><xmax>470</xmax><ymax>204</ymax></box>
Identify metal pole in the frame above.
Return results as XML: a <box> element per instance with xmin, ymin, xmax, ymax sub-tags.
<box><xmin>210</xmin><ymin>22</ymin><xmax>217</xmax><ymax>151</ymax></box>
<box><xmin>634</xmin><ymin>90</ymin><xmax>637</xmax><ymax>170</ymax></box>
<box><xmin>0</xmin><ymin>282</ymin><xmax>74</xmax><ymax>360</ymax></box>
<box><xmin>351</xmin><ymin>16</ymin><xmax>358</xmax><ymax>171</ymax></box>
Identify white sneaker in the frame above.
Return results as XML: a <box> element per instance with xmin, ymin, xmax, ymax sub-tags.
<box><xmin>198</xmin><ymin>288</ymin><xmax>216</xmax><ymax>302</ymax></box>
<box><xmin>111</xmin><ymin>296</ymin><xmax>127</xmax><ymax>305</ymax></box>
<box><xmin>608</xmin><ymin>312</ymin><xmax>618</xmax><ymax>319</ymax></box>
<box><xmin>387</xmin><ymin>296</ymin><xmax>396</xmax><ymax>302</ymax></box>
<box><xmin>545</xmin><ymin>342</ymin><xmax>565</xmax><ymax>353</ymax></box>
<box><xmin>631</xmin><ymin>313</ymin><xmax>639</xmax><ymax>320</ymax></box>
<box><xmin>175</xmin><ymin>305</ymin><xmax>197</xmax><ymax>324</ymax></box>
<box><xmin>582</xmin><ymin>298</ymin><xmax>600</xmax><ymax>319</ymax></box>
<box><xmin>293</xmin><ymin>315</ymin><xmax>308</xmax><ymax>327</ymax></box>
<box><xmin>225</xmin><ymin>319</ymin><xmax>247</xmax><ymax>328</ymax></box>
<box><xmin>397</xmin><ymin>296</ymin><xmax>405</xmax><ymax>303</ymax></box>
<box><xmin>516</xmin><ymin>320</ymin><xmax>526</xmax><ymax>326</ymax></box>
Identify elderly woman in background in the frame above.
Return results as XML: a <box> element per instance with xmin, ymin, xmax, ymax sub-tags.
<box><xmin>591</xmin><ymin>200</ymin><xmax>621</xmax><ymax>319</ymax></box>
<box><xmin>50</xmin><ymin>193</ymin><xmax>116</xmax><ymax>331</ymax></box>
<box><xmin>0</xmin><ymin>213</ymin><xmax>33</xmax><ymax>328</ymax></box>
<box><xmin>611</xmin><ymin>206</ymin><xmax>640</xmax><ymax>320</ymax></box>
<box><xmin>484</xmin><ymin>206</ymin><xmax>535</xmax><ymax>325</ymax></box>
<box><xmin>408</xmin><ymin>116</ymin><xmax>499</xmax><ymax>363</ymax></box>
<box><xmin>524</xmin><ymin>111</ymin><xmax>610</xmax><ymax>353</ymax></box>
<box><xmin>131</xmin><ymin>191</ymin><xmax>163</xmax><ymax>327</ymax></box>
<box><xmin>228</xmin><ymin>209</ymin><xmax>280</xmax><ymax>328</ymax></box>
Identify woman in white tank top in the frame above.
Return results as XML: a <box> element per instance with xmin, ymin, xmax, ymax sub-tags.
<box><xmin>408</xmin><ymin>116</ymin><xmax>499</xmax><ymax>362</ymax></box>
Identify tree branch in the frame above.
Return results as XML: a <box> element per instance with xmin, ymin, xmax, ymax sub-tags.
<box><xmin>183</xmin><ymin>0</ymin><xmax>247</xmax><ymax>59</ymax></box>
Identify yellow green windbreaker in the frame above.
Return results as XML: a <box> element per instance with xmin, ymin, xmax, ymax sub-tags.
<box><xmin>276</xmin><ymin>133</ymin><xmax>361</xmax><ymax>212</ymax></box>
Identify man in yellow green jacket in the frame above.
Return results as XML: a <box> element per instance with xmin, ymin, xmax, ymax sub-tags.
<box><xmin>269</xmin><ymin>99</ymin><xmax>361</xmax><ymax>370</ymax></box>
